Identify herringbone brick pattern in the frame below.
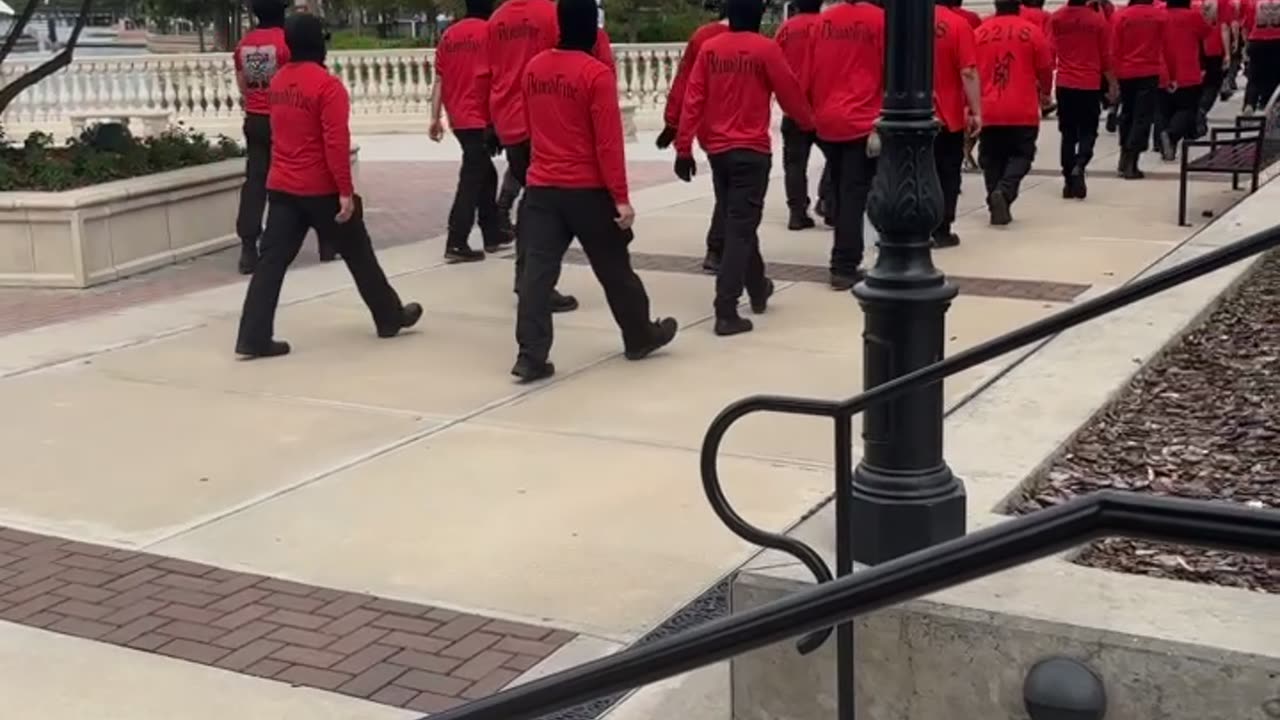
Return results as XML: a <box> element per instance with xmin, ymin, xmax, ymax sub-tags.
<box><xmin>0</xmin><ymin>527</ymin><xmax>573</xmax><ymax>713</ymax></box>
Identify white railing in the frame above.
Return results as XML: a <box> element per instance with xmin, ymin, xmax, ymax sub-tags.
<box><xmin>0</xmin><ymin>44</ymin><xmax>685</xmax><ymax>133</ymax></box>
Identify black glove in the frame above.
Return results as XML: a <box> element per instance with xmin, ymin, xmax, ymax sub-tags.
<box><xmin>655</xmin><ymin>126</ymin><xmax>677</xmax><ymax>149</ymax></box>
<box><xmin>485</xmin><ymin>126</ymin><xmax>503</xmax><ymax>157</ymax></box>
<box><xmin>674</xmin><ymin>155</ymin><xmax>696</xmax><ymax>182</ymax></box>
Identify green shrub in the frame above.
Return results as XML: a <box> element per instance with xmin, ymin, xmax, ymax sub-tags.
<box><xmin>328</xmin><ymin>29</ymin><xmax>430</xmax><ymax>50</ymax></box>
<box><xmin>0</xmin><ymin>124</ymin><xmax>244</xmax><ymax>192</ymax></box>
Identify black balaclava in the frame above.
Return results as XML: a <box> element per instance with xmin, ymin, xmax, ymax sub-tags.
<box><xmin>994</xmin><ymin>0</ymin><xmax>1021</xmax><ymax>14</ymax></box>
<box><xmin>726</xmin><ymin>0</ymin><xmax>765</xmax><ymax>32</ymax></box>
<box><xmin>1022</xmin><ymin>0</ymin><xmax>1045</xmax><ymax>8</ymax></box>
<box><xmin>286</xmin><ymin>13</ymin><xmax>328</xmax><ymax>65</ymax></box>
<box><xmin>252</xmin><ymin>0</ymin><xmax>287</xmax><ymax>28</ymax></box>
<box><xmin>465</xmin><ymin>0</ymin><xmax>494</xmax><ymax>20</ymax></box>
<box><xmin>557</xmin><ymin>0</ymin><xmax>598</xmax><ymax>52</ymax></box>
<box><xmin>938</xmin><ymin>0</ymin><xmax>961</xmax><ymax>8</ymax></box>
<box><xmin>795</xmin><ymin>0</ymin><xmax>822</xmax><ymax>12</ymax></box>
<box><xmin>1165</xmin><ymin>0</ymin><xmax>1190</xmax><ymax>7</ymax></box>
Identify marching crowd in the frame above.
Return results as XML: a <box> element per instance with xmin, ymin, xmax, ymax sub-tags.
<box><xmin>225</xmin><ymin>0</ymin><xmax>1280</xmax><ymax>381</ymax></box>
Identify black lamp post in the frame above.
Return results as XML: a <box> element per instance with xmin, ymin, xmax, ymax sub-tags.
<box><xmin>851</xmin><ymin>0</ymin><xmax>966</xmax><ymax>565</ymax></box>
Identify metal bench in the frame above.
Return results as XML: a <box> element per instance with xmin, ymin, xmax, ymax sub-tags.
<box><xmin>67</xmin><ymin>109</ymin><xmax>172</xmax><ymax>138</ymax></box>
<box><xmin>1178</xmin><ymin>97</ymin><xmax>1280</xmax><ymax>226</ymax></box>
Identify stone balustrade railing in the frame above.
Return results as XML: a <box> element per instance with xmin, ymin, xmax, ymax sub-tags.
<box><xmin>0</xmin><ymin>44</ymin><xmax>684</xmax><ymax>135</ymax></box>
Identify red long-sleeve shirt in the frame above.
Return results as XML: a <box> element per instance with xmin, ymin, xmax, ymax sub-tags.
<box><xmin>1021</xmin><ymin>5</ymin><xmax>1054</xmax><ymax>33</ymax></box>
<box><xmin>805</xmin><ymin>1</ymin><xmax>885</xmax><ymax>142</ymax></box>
<box><xmin>662</xmin><ymin>20</ymin><xmax>730</xmax><ymax>129</ymax></box>
<box><xmin>676</xmin><ymin>31</ymin><xmax>814</xmax><ymax>156</ymax></box>
<box><xmin>266</xmin><ymin>62</ymin><xmax>354</xmax><ymax>197</ymax></box>
<box><xmin>1165</xmin><ymin>6</ymin><xmax>1211</xmax><ymax>86</ymax></box>
<box><xmin>935</xmin><ymin>6</ymin><xmax>978</xmax><ymax>133</ymax></box>
<box><xmin>488</xmin><ymin>0</ymin><xmax>616</xmax><ymax>145</ymax></box>
<box><xmin>235</xmin><ymin>27</ymin><xmax>290</xmax><ymax>116</ymax></box>
<box><xmin>1051</xmin><ymin>4</ymin><xmax>1112</xmax><ymax>89</ymax></box>
<box><xmin>1241</xmin><ymin>0</ymin><xmax>1280</xmax><ymax>40</ymax></box>
<box><xmin>955</xmin><ymin>6</ymin><xmax>984</xmax><ymax>28</ymax></box>
<box><xmin>976</xmin><ymin>15</ymin><xmax>1053</xmax><ymax>126</ymax></box>
<box><xmin>525</xmin><ymin>49</ymin><xmax>629</xmax><ymax>205</ymax></box>
<box><xmin>435</xmin><ymin>18</ymin><xmax>490</xmax><ymax>130</ymax></box>
<box><xmin>1194</xmin><ymin>0</ymin><xmax>1233</xmax><ymax>56</ymax></box>
<box><xmin>774</xmin><ymin>12</ymin><xmax>820</xmax><ymax>78</ymax></box>
<box><xmin>1112</xmin><ymin>3</ymin><xmax>1168</xmax><ymax>78</ymax></box>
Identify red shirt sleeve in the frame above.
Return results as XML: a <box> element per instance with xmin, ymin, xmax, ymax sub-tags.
<box><xmin>664</xmin><ymin>31</ymin><xmax>706</xmax><ymax>128</ymax></box>
<box><xmin>1033</xmin><ymin>29</ymin><xmax>1054</xmax><ymax>92</ymax></box>
<box><xmin>1098</xmin><ymin>14</ymin><xmax>1113</xmax><ymax>74</ymax></box>
<box><xmin>320</xmin><ymin>78</ymin><xmax>355</xmax><ymax>197</ymax></box>
<box><xmin>956</xmin><ymin>20</ymin><xmax>978</xmax><ymax>69</ymax></box>
<box><xmin>588</xmin><ymin>66</ymin><xmax>630</xmax><ymax>206</ymax></box>
<box><xmin>595</xmin><ymin>29</ymin><xmax>616</xmax><ymax>73</ymax></box>
<box><xmin>675</xmin><ymin>49</ymin><xmax>709</xmax><ymax>156</ymax></box>
<box><xmin>765</xmin><ymin>42</ymin><xmax>815</xmax><ymax>131</ymax></box>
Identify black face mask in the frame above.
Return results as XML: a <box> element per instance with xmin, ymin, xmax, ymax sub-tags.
<box><xmin>726</xmin><ymin>0</ymin><xmax>765</xmax><ymax>31</ymax></box>
<box><xmin>285</xmin><ymin>13</ymin><xmax>328</xmax><ymax>65</ymax></box>
<box><xmin>557</xmin><ymin>0</ymin><xmax>599</xmax><ymax>52</ymax></box>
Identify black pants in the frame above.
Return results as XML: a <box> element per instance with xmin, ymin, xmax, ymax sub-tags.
<box><xmin>705</xmin><ymin>185</ymin><xmax>726</xmax><ymax>260</ymax></box>
<box><xmin>820</xmin><ymin>138</ymin><xmax>876</xmax><ymax>276</ymax></box>
<box><xmin>781</xmin><ymin>116</ymin><xmax>815</xmax><ymax>213</ymax></box>
<box><xmin>237</xmin><ymin>193</ymin><xmax>403</xmax><ymax>348</ymax></box>
<box><xmin>448</xmin><ymin>128</ymin><xmax>501</xmax><ymax>249</ymax></box>
<box><xmin>708</xmin><ymin>150</ymin><xmax>771</xmax><ymax>318</ymax></box>
<box><xmin>1152</xmin><ymin>87</ymin><xmax>1172</xmax><ymax>149</ymax></box>
<box><xmin>1245</xmin><ymin>38</ymin><xmax>1280</xmax><ymax>110</ymax></box>
<box><xmin>979</xmin><ymin>126</ymin><xmax>1038</xmax><ymax>204</ymax></box>
<box><xmin>933</xmin><ymin>130</ymin><xmax>965</xmax><ymax>236</ymax></box>
<box><xmin>1118</xmin><ymin>75</ymin><xmax>1159</xmax><ymax>153</ymax></box>
<box><xmin>1057</xmin><ymin>87</ymin><xmax>1102</xmax><ymax>174</ymax></box>
<box><xmin>497</xmin><ymin>166</ymin><xmax>521</xmax><ymax>214</ymax></box>
<box><xmin>1200</xmin><ymin>55</ymin><xmax>1226</xmax><ymax>114</ymax></box>
<box><xmin>1166</xmin><ymin>85</ymin><xmax>1202</xmax><ymax>145</ymax></box>
<box><xmin>516</xmin><ymin>187</ymin><xmax>655</xmax><ymax>363</ymax></box>
<box><xmin>236</xmin><ymin>113</ymin><xmax>272</xmax><ymax>244</ymax></box>
<box><xmin>505</xmin><ymin>140</ymin><xmax>533</xmax><ymax>284</ymax></box>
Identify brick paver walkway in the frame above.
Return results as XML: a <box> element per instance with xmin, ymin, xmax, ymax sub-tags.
<box><xmin>0</xmin><ymin>526</ymin><xmax>573</xmax><ymax>713</ymax></box>
<box><xmin>0</xmin><ymin>160</ymin><xmax>675</xmax><ymax>339</ymax></box>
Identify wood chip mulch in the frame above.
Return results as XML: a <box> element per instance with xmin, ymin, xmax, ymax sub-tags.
<box><xmin>1010</xmin><ymin>251</ymin><xmax>1280</xmax><ymax>593</ymax></box>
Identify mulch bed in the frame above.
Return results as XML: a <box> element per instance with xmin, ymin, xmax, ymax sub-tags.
<box><xmin>1010</xmin><ymin>251</ymin><xmax>1280</xmax><ymax>594</ymax></box>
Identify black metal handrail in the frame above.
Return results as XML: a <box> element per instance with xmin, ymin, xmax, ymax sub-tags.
<box><xmin>426</xmin><ymin>226</ymin><xmax>1280</xmax><ymax>720</ymax></box>
<box><xmin>430</xmin><ymin>492</ymin><xmax>1280</xmax><ymax>720</ymax></box>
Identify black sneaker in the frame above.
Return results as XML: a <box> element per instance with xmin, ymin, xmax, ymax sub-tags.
<box><xmin>235</xmin><ymin>339</ymin><xmax>291</xmax><ymax>359</ymax></box>
<box><xmin>932</xmin><ymin>231</ymin><xmax>960</xmax><ymax>249</ymax></box>
<box><xmin>750</xmin><ymin>278</ymin><xmax>775</xmax><ymax>314</ymax></box>
<box><xmin>1105</xmin><ymin>110</ymin><xmax>1119</xmax><ymax>133</ymax></box>
<box><xmin>702</xmin><ymin>251</ymin><xmax>722</xmax><ymax>275</ymax></box>
<box><xmin>445</xmin><ymin>246</ymin><xmax>485</xmax><ymax>263</ymax></box>
<box><xmin>551</xmin><ymin>290</ymin><xmax>579</xmax><ymax>313</ymax></box>
<box><xmin>378</xmin><ymin>302</ymin><xmax>423</xmax><ymax>338</ymax></box>
<box><xmin>237</xmin><ymin>241</ymin><xmax>258</xmax><ymax>275</ymax></box>
<box><xmin>484</xmin><ymin>231</ymin><xmax>515</xmax><ymax>253</ymax></box>
<box><xmin>829</xmin><ymin>271</ymin><xmax>861</xmax><ymax>291</ymax></box>
<box><xmin>1071</xmin><ymin>167</ymin><xmax>1088</xmax><ymax>199</ymax></box>
<box><xmin>1062</xmin><ymin>181</ymin><xmax>1075</xmax><ymax>199</ymax></box>
<box><xmin>319</xmin><ymin>245</ymin><xmax>339</xmax><ymax>263</ymax></box>
<box><xmin>1159</xmin><ymin>131</ymin><xmax>1176</xmax><ymax>162</ymax></box>
<box><xmin>988</xmin><ymin>190</ymin><xmax>1012</xmax><ymax>226</ymax></box>
<box><xmin>511</xmin><ymin>357</ymin><xmax>555</xmax><ymax>383</ymax></box>
<box><xmin>625</xmin><ymin>317</ymin><xmax>679</xmax><ymax>360</ymax></box>
<box><xmin>787</xmin><ymin>213</ymin><xmax>816</xmax><ymax>231</ymax></box>
<box><xmin>714</xmin><ymin>316</ymin><xmax>754</xmax><ymax>337</ymax></box>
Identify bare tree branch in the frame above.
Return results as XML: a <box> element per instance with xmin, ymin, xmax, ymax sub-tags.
<box><xmin>0</xmin><ymin>0</ymin><xmax>40</xmax><ymax>66</ymax></box>
<box><xmin>0</xmin><ymin>0</ymin><xmax>94</xmax><ymax>116</ymax></box>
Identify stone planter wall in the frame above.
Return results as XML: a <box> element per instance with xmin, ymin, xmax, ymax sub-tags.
<box><xmin>0</xmin><ymin>148</ymin><xmax>360</xmax><ymax>289</ymax></box>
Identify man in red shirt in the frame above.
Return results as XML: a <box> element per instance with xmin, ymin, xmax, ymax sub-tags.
<box><xmin>233</xmin><ymin>0</ymin><xmax>290</xmax><ymax>275</ymax></box>
<box><xmin>657</xmin><ymin>7</ymin><xmax>730</xmax><ymax>272</ymax></box>
<box><xmin>1112</xmin><ymin>0</ymin><xmax>1167</xmax><ymax>178</ymax></box>
<box><xmin>428</xmin><ymin>0</ymin><xmax>506</xmax><ymax>264</ymax></box>
<box><xmin>1161</xmin><ymin>0</ymin><xmax>1211</xmax><ymax>158</ymax></box>
<box><xmin>514</xmin><ymin>0</ymin><xmax>678</xmax><ymax>381</ymax></box>
<box><xmin>488</xmin><ymin>0</ymin><xmax>614</xmax><ymax>314</ymax></box>
<box><xmin>775</xmin><ymin>0</ymin><xmax>824</xmax><ymax>231</ymax></box>
<box><xmin>805</xmin><ymin>0</ymin><xmax>885</xmax><ymax>289</ymax></box>
<box><xmin>1195</xmin><ymin>0</ymin><xmax>1235</xmax><ymax>116</ymax></box>
<box><xmin>976</xmin><ymin>0</ymin><xmax>1053</xmax><ymax>225</ymax></box>
<box><xmin>1240</xmin><ymin>0</ymin><xmax>1280</xmax><ymax>112</ymax></box>
<box><xmin>934</xmin><ymin>0</ymin><xmax>983</xmax><ymax>247</ymax></box>
<box><xmin>675</xmin><ymin>0</ymin><xmax>815</xmax><ymax>336</ymax></box>
<box><xmin>1052</xmin><ymin>0</ymin><xmax>1117</xmax><ymax>198</ymax></box>
<box><xmin>236</xmin><ymin>15</ymin><xmax>421</xmax><ymax>359</ymax></box>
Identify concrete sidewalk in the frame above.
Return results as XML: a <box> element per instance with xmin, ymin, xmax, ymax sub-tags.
<box><xmin>0</xmin><ymin>116</ymin><xmax>1251</xmax><ymax>718</ymax></box>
